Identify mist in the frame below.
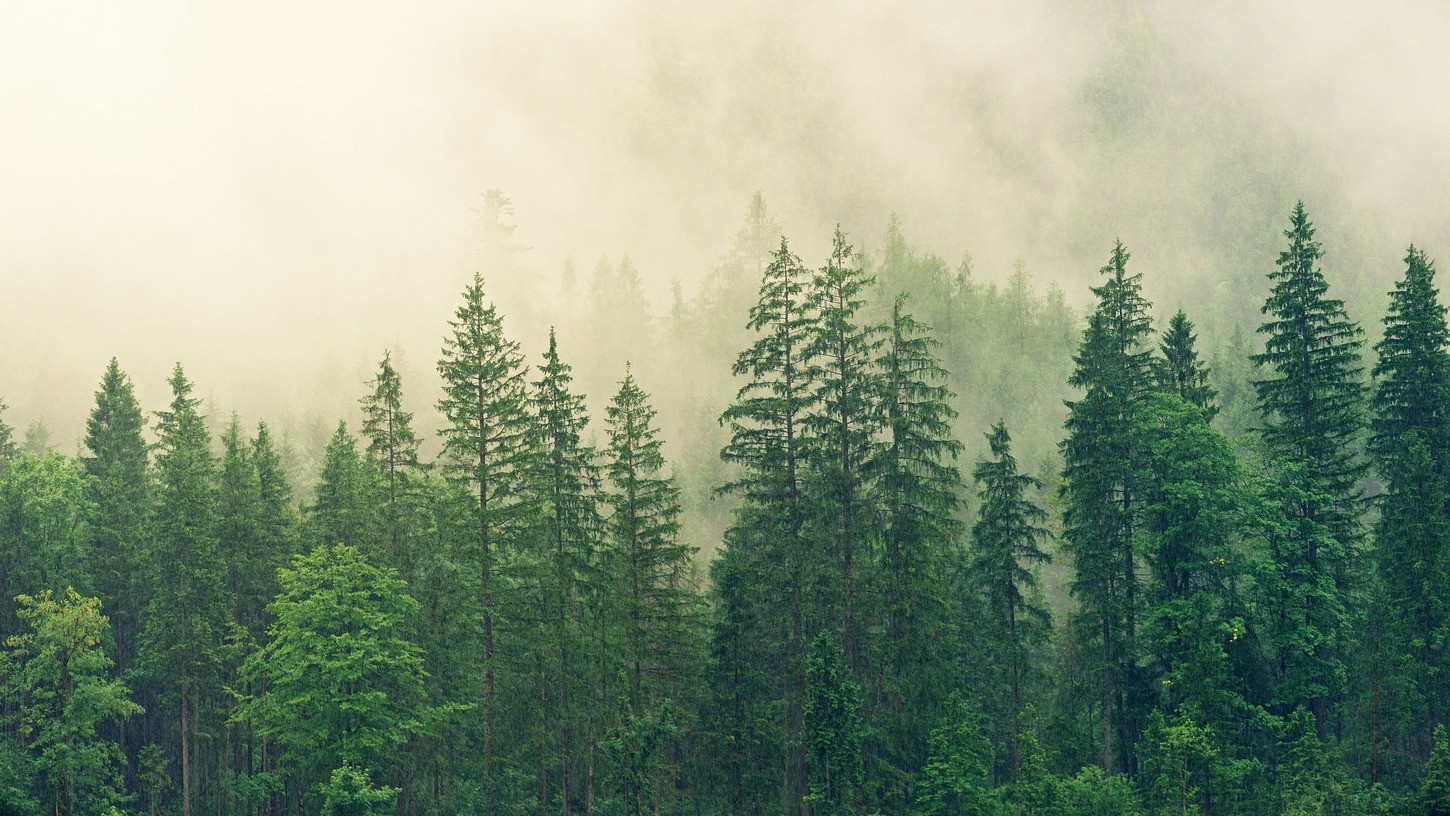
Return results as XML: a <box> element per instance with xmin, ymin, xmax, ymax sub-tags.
<box><xmin>3</xmin><ymin>0</ymin><xmax>1447</xmax><ymax>448</ymax></box>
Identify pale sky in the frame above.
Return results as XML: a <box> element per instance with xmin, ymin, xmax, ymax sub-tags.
<box><xmin>3</xmin><ymin>0</ymin><xmax>1448</xmax><ymax>447</ymax></box>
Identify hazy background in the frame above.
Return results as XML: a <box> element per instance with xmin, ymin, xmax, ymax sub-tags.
<box><xmin>3</xmin><ymin>0</ymin><xmax>1448</xmax><ymax>454</ymax></box>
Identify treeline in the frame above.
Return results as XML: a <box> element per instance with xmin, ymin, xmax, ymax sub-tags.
<box><xmin>3</xmin><ymin>199</ymin><xmax>1450</xmax><ymax>816</ymax></box>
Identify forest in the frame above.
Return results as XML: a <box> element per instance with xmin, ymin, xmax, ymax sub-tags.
<box><xmin>3</xmin><ymin>192</ymin><xmax>1450</xmax><ymax>816</ymax></box>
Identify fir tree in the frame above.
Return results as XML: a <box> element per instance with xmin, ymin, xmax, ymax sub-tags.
<box><xmin>869</xmin><ymin>292</ymin><xmax>963</xmax><ymax>797</ymax></box>
<box><xmin>80</xmin><ymin>359</ymin><xmax>150</xmax><ymax>689</ymax></box>
<box><xmin>1060</xmin><ymin>240</ymin><xmax>1155</xmax><ymax>775</ymax></box>
<box><xmin>969</xmin><ymin>421</ymin><xmax>1050</xmax><ymax>779</ymax></box>
<box><xmin>804</xmin><ymin>226</ymin><xmax>882</xmax><ymax>669</ymax></box>
<box><xmin>602</xmin><ymin>367</ymin><xmax>696</xmax><ymax>732</ymax></box>
<box><xmin>1157</xmin><ymin>310</ymin><xmax>1218</xmax><ymax>418</ymax></box>
<box><xmin>360</xmin><ymin>350</ymin><xmax>424</xmax><ymax>581</ymax></box>
<box><xmin>140</xmin><ymin>364</ymin><xmax>225</xmax><ymax>816</ymax></box>
<box><xmin>1371</xmin><ymin>246</ymin><xmax>1450</xmax><ymax>748</ymax></box>
<box><xmin>531</xmin><ymin>329</ymin><xmax>602</xmax><ymax>816</ymax></box>
<box><xmin>1252</xmin><ymin>202</ymin><xmax>1366</xmax><ymax>728</ymax></box>
<box><xmin>716</xmin><ymin>235</ymin><xmax>818</xmax><ymax>815</ymax></box>
<box><xmin>435</xmin><ymin>272</ymin><xmax>536</xmax><ymax>788</ymax></box>
<box><xmin>308</xmin><ymin>421</ymin><xmax>378</xmax><ymax>554</ymax></box>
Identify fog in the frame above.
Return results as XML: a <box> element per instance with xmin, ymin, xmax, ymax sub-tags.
<box><xmin>3</xmin><ymin>0</ymin><xmax>1448</xmax><ymax>451</ymax></box>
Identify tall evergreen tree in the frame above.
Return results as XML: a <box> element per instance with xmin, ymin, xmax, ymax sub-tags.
<box><xmin>81</xmin><ymin>359</ymin><xmax>151</xmax><ymax>694</ymax></box>
<box><xmin>1371</xmin><ymin>246</ymin><xmax>1450</xmax><ymax>752</ymax></box>
<box><xmin>308</xmin><ymin>422</ymin><xmax>378</xmax><ymax>554</ymax></box>
<box><xmin>435</xmin><ymin>272</ymin><xmax>536</xmax><ymax>790</ymax></box>
<box><xmin>603</xmin><ymin>369</ymin><xmax>699</xmax><ymax>815</ymax></box>
<box><xmin>1059</xmin><ymin>240</ymin><xmax>1155</xmax><ymax>775</ymax></box>
<box><xmin>969</xmin><ymin>421</ymin><xmax>1050</xmax><ymax>779</ymax></box>
<box><xmin>868</xmin><ymin>292</ymin><xmax>964</xmax><ymax>803</ymax></box>
<box><xmin>715</xmin><ymin>235</ymin><xmax>819</xmax><ymax>816</ymax></box>
<box><xmin>360</xmin><ymin>350</ymin><xmax>424</xmax><ymax>582</ymax></box>
<box><xmin>531</xmin><ymin>330</ymin><xmax>602</xmax><ymax>816</ymax></box>
<box><xmin>1157</xmin><ymin>310</ymin><xmax>1218</xmax><ymax>418</ymax></box>
<box><xmin>1252</xmin><ymin>202</ymin><xmax>1366</xmax><ymax>728</ymax></box>
<box><xmin>803</xmin><ymin>227</ymin><xmax>882</xmax><ymax>670</ymax></box>
<box><xmin>140</xmin><ymin>364</ymin><xmax>225</xmax><ymax>816</ymax></box>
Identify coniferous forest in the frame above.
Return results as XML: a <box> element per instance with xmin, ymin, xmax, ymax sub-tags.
<box><xmin>5</xmin><ymin>191</ymin><xmax>1450</xmax><ymax>816</ymax></box>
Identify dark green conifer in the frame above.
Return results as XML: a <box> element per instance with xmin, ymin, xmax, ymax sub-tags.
<box><xmin>1252</xmin><ymin>202</ymin><xmax>1366</xmax><ymax>727</ymax></box>
<box><xmin>969</xmin><ymin>421</ymin><xmax>1050</xmax><ymax>778</ymax></box>
<box><xmin>1157</xmin><ymin>310</ymin><xmax>1218</xmax><ymax>418</ymax></box>
<box><xmin>1060</xmin><ymin>240</ymin><xmax>1155</xmax><ymax>775</ymax></box>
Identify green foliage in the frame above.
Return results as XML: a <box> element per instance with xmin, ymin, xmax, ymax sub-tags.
<box><xmin>913</xmin><ymin>693</ymin><xmax>995</xmax><ymax>816</ymax></box>
<box><xmin>0</xmin><ymin>452</ymin><xmax>89</xmax><ymax>635</ymax></box>
<box><xmin>2</xmin><ymin>588</ymin><xmax>142</xmax><ymax>816</ymax></box>
<box><xmin>1157</xmin><ymin>311</ymin><xmax>1218</xmax><ymax>418</ymax></box>
<box><xmin>360</xmin><ymin>350</ymin><xmax>425</xmax><ymax>581</ymax></box>
<box><xmin>80</xmin><ymin>358</ymin><xmax>150</xmax><ymax>678</ymax></box>
<box><xmin>237</xmin><ymin>544</ymin><xmax>432</xmax><ymax>802</ymax></box>
<box><xmin>1275</xmin><ymin>707</ymin><xmax>1361</xmax><ymax>816</ymax></box>
<box><xmin>1422</xmin><ymin>725</ymin><xmax>1450</xmax><ymax>816</ymax></box>
<box><xmin>320</xmin><ymin>763</ymin><xmax>398</xmax><ymax>816</ymax></box>
<box><xmin>804</xmin><ymin>632</ymin><xmax>868</xmax><ymax>815</ymax></box>
<box><xmin>1060</xmin><ymin>240</ymin><xmax>1156</xmax><ymax>775</ymax></box>
<box><xmin>1057</xmin><ymin>766</ymin><xmax>1144</xmax><ymax>816</ymax></box>
<box><xmin>970</xmin><ymin>421</ymin><xmax>1050</xmax><ymax>776</ymax></box>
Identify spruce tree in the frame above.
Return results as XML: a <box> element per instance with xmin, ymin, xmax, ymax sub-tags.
<box><xmin>1157</xmin><ymin>310</ymin><xmax>1218</xmax><ymax>418</ymax></box>
<box><xmin>360</xmin><ymin>350</ymin><xmax>424</xmax><ymax>581</ymax></box>
<box><xmin>1371</xmin><ymin>246</ymin><xmax>1450</xmax><ymax>749</ymax></box>
<box><xmin>804</xmin><ymin>226</ymin><xmax>882</xmax><ymax>669</ymax></box>
<box><xmin>435</xmin><ymin>272</ymin><xmax>536</xmax><ymax>788</ymax></box>
<box><xmin>308</xmin><ymin>421</ymin><xmax>378</xmax><ymax>554</ymax></box>
<box><xmin>869</xmin><ymin>292</ymin><xmax>963</xmax><ymax>797</ymax></box>
<box><xmin>716</xmin><ymin>235</ymin><xmax>818</xmax><ymax>815</ymax></box>
<box><xmin>603</xmin><ymin>369</ymin><xmax>698</xmax><ymax>814</ymax></box>
<box><xmin>140</xmin><ymin>364</ymin><xmax>225</xmax><ymax>816</ymax></box>
<box><xmin>80</xmin><ymin>359</ymin><xmax>150</xmax><ymax>694</ymax></box>
<box><xmin>531</xmin><ymin>329</ymin><xmax>602</xmax><ymax>816</ymax></box>
<box><xmin>1059</xmin><ymin>240</ymin><xmax>1155</xmax><ymax>775</ymax></box>
<box><xmin>969</xmin><ymin>421</ymin><xmax>1050</xmax><ymax>779</ymax></box>
<box><xmin>1252</xmin><ymin>202</ymin><xmax>1366</xmax><ymax>727</ymax></box>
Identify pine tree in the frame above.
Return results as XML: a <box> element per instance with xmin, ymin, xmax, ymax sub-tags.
<box><xmin>969</xmin><ymin>421</ymin><xmax>1050</xmax><ymax>779</ymax></box>
<box><xmin>602</xmin><ymin>369</ymin><xmax>699</xmax><ymax>815</ymax></box>
<box><xmin>1157</xmin><ymin>310</ymin><xmax>1218</xmax><ymax>418</ymax></box>
<box><xmin>803</xmin><ymin>227</ymin><xmax>882</xmax><ymax>669</ymax></box>
<box><xmin>803</xmin><ymin>632</ymin><xmax>867</xmax><ymax>816</ymax></box>
<box><xmin>604</xmin><ymin>368</ymin><xmax>694</xmax><ymax>715</ymax></box>
<box><xmin>360</xmin><ymin>350</ymin><xmax>424</xmax><ymax>581</ymax></box>
<box><xmin>716</xmin><ymin>235</ymin><xmax>818</xmax><ymax>815</ymax></box>
<box><xmin>308</xmin><ymin>421</ymin><xmax>378</xmax><ymax>554</ymax></box>
<box><xmin>80</xmin><ymin>359</ymin><xmax>150</xmax><ymax>690</ymax></box>
<box><xmin>1060</xmin><ymin>240</ymin><xmax>1155</xmax><ymax>775</ymax></box>
<box><xmin>1371</xmin><ymin>246</ymin><xmax>1450</xmax><ymax>749</ymax></box>
<box><xmin>140</xmin><ymin>364</ymin><xmax>225</xmax><ymax>816</ymax></box>
<box><xmin>435</xmin><ymin>272</ymin><xmax>536</xmax><ymax>788</ymax></box>
<box><xmin>1252</xmin><ymin>202</ymin><xmax>1366</xmax><ymax>728</ymax></box>
<box><xmin>0</xmin><ymin>397</ymin><xmax>18</xmax><ymax>471</ymax></box>
<box><xmin>869</xmin><ymin>292</ymin><xmax>964</xmax><ymax>798</ymax></box>
<box><xmin>1423</xmin><ymin>725</ymin><xmax>1450</xmax><ymax>816</ymax></box>
<box><xmin>531</xmin><ymin>329</ymin><xmax>602</xmax><ymax>816</ymax></box>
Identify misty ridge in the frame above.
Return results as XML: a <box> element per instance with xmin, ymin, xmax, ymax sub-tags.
<box><xmin>4</xmin><ymin>2</ymin><xmax>1450</xmax><ymax>816</ymax></box>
